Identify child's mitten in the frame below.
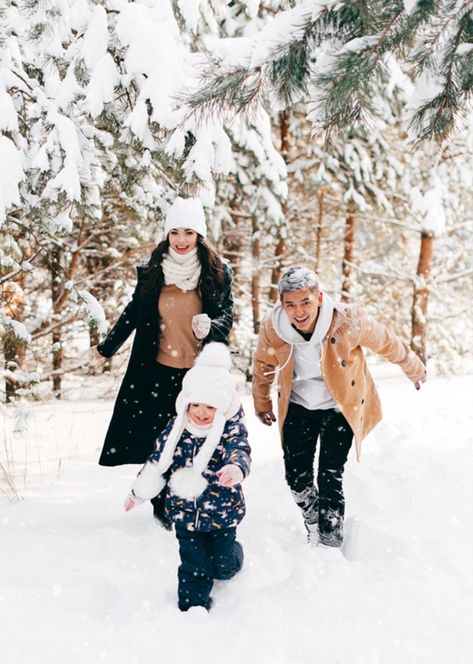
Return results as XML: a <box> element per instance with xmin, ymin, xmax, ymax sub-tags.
<box><xmin>216</xmin><ymin>464</ymin><xmax>243</xmax><ymax>488</ymax></box>
<box><xmin>124</xmin><ymin>492</ymin><xmax>143</xmax><ymax>512</ymax></box>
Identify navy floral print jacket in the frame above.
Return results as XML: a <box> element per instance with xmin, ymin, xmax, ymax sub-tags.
<box><xmin>147</xmin><ymin>407</ymin><xmax>251</xmax><ymax>532</ymax></box>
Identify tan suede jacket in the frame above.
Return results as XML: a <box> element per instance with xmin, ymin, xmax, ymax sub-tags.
<box><xmin>252</xmin><ymin>303</ymin><xmax>426</xmax><ymax>461</ymax></box>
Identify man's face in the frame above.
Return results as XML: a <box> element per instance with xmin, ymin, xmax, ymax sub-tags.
<box><xmin>281</xmin><ymin>288</ymin><xmax>321</xmax><ymax>334</ymax></box>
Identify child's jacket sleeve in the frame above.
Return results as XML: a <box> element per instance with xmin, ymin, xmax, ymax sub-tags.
<box><xmin>221</xmin><ymin>416</ymin><xmax>251</xmax><ymax>480</ymax></box>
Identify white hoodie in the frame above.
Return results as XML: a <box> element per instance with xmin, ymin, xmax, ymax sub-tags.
<box><xmin>271</xmin><ymin>292</ymin><xmax>337</xmax><ymax>411</ymax></box>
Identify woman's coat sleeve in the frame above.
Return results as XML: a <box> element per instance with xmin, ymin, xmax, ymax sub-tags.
<box><xmin>206</xmin><ymin>263</ymin><xmax>234</xmax><ymax>343</ymax></box>
<box><xmin>96</xmin><ymin>268</ymin><xmax>144</xmax><ymax>358</ymax></box>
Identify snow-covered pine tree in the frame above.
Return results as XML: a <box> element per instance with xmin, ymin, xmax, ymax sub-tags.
<box><xmin>0</xmin><ymin>0</ymin><xmax>238</xmax><ymax>398</ymax></box>
<box><xmin>1</xmin><ymin>0</ymin><xmax>106</xmax><ymax>397</ymax></box>
<box><xmin>405</xmin><ymin>132</ymin><xmax>473</xmax><ymax>372</ymax></box>
<box><xmin>1</xmin><ymin>0</ymin><xmax>288</xmax><ymax>396</ymax></box>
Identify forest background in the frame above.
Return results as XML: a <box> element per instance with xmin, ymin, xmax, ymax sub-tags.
<box><xmin>1</xmin><ymin>0</ymin><xmax>473</xmax><ymax>406</ymax></box>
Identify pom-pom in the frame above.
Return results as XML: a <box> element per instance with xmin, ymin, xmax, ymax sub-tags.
<box><xmin>194</xmin><ymin>342</ymin><xmax>232</xmax><ymax>370</ymax></box>
<box><xmin>131</xmin><ymin>463</ymin><xmax>166</xmax><ymax>500</ymax></box>
<box><xmin>169</xmin><ymin>467</ymin><xmax>208</xmax><ymax>500</ymax></box>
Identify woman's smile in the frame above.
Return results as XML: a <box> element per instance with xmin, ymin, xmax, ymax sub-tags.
<box><xmin>168</xmin><ymin>228</ymin><xmax>198</xmax><ymax>254</ymax></box>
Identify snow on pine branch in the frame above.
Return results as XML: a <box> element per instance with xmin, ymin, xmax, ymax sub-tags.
<box><xmin>187</xmin><ymin>0</ymin><xmax>473</xmax><ymax>143</ymax></box>
<box><xmin>186</xmin><ymin>1</ymin><xmax>341</xmax><ymax>118</ymax></box>
<box><xmin>0</xmin><ymin>136</ymin><xmax>24</xmax><ymax>226</ymax></box>
<box><xmin>1</xmin><ymin>316</ymin><xmax>31</xmax><ymax>344</ymax></box>
<box><xmin>404</xmin><ymin>0</ymin><xmax>422</xmax><ymax>14</ymax></box>
<box><xmin>205</xmin><ymin>1</ymin><xmax>324</xmax><ymax>72</ymax></box>
<box><xmin>410</xmin><ymin>180</ymin><xmax>446</xmax><ymax>236</ymax></box>
<box><xmin>78</xmin><ymin>291</ymin><xmax>107</xmax><ymax>335</ymax></box>
<box><xmin>405</xmin><ymin>5</ymin><xmax>473</xmax><ymax>142</ymax></box>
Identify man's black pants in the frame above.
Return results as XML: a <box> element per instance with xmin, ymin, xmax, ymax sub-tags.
<box><xmin>282</xmin><ymin>403</ymin><xmax>353</xmax><ymax>545</ymax></box>
<box><xmin>175</xmin><ymin>526</ymin><xmax>244</xmax><ymax>611</ymax></box>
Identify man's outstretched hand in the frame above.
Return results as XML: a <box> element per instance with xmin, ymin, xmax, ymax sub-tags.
<box><xmin>256</xmin><ymin>410</ymin><xmax>276</xmax><ymax>426</ymax></box>
<box><xmin>88</xmin><ymin>346</ymin><xmax>103</xmax><ymax>363</ymax></box>
<box><xmin>413</xmin><ymin>374</ymin><xmax>427</xmax><ymax>390</ymax></box>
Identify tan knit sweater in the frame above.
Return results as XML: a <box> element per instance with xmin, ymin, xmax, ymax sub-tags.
<box><xmin>156</xmin><ymin>285</ymin><xmax>202</xmax><ymax>368</ymax></box>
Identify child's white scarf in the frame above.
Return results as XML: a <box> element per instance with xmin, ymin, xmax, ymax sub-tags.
<box><xmin>131</xmin><ymin>411</ymin><xmax>226</xmax><ymax>501</ymax></box>
<box><xmin>131</xmin><ymin>398</ymin><xmax>241</xmax><ymax>502</ymax></box>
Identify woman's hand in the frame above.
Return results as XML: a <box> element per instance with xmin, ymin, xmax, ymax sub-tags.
<box><xmin>216</xmin><ymin>464</ymin><xmax>244</xmax><ymax>488</ymax></box>
<box><xmin>89</xmin><ymin>346</ymin><xmax>103</xmax><ymax>363</ymax></box>
<box><xmin>192</xmin><ymin>313</ymin><xmax>211</xmax><ymax>340</ymax></box>
<box><xmin>413</xmin><ymin>373</ymin><xmax>427</xmax><ymax>390</ymax></box>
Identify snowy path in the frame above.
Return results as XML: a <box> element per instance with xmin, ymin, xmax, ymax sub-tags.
<box><xmin>1</xmin><ymin>374</ymin><xmax>473</xmax><ymax>664</ymax></box>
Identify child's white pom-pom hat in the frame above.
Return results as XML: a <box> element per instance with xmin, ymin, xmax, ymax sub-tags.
<box><xmin>175</xmin><ymin>341</ymin><xmax>238</xmax><ymax>416</ymax></box>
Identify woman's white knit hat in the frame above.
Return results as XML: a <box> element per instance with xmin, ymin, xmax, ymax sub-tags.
<box><xmin>164</xmin><ymin>197</ymin><xmax>207</xmax><ymax>238</ymax></box>
<box><xmin>132</xmin><ymin>343</ymin><xmax>240</xmax><ymax>502</ymax></box>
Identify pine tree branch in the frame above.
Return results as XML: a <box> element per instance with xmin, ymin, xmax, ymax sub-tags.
<box><xmin>409</xmin><ymin>8</ymin><xmax>473</xmax><ymax>142</ymax></box>
<box><xmin>185</xmin><ymin>66</ymin><xmax>265</xmax><ymax>122</ymax></box>
<box><xmin>0</xmin><ymin>249</ymin><xmax>44</xmax><ymax>285</ymax></box>
<box><xmin>184</xmin><ymin>3</ymin><xmax>335</xmax><ymax>120</ymax></box>
<box><xmin>434</xmin><ymin>267</ymin><xmax>473</xmax><ymax>284</ymax></box>
<box><xmin>184</xmin><ymin>0</ymin><xmax>473</xmax><ymax>142</ymax></box>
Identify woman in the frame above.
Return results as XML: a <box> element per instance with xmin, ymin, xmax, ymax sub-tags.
<box><xmin>93</xmin><ymin>198</ymin><xmax>233</xmax><ymax>523</ymax></box>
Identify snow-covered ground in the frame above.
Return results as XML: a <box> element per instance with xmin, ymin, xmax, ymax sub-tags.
<box><xmin>1</xmin><ymin>371</ymin><xmax>472</xmax><ymax>664</ymax></box>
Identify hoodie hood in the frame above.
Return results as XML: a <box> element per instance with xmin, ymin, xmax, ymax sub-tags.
<box><xmin>271</xmin><ymin>291</ymin><xmax>336</xmax><ymax>345</ymax></box>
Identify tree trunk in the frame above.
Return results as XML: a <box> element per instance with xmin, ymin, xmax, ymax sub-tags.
<box><xmin>51</xmin><ymin>247</ymin><xmax>63</xmax><ymax>397</ymax></box>
<box><xmin>314</xmin><ymin>188</ymin><xmax>325</xmax><ymax>273</ymax></box>
<box><xmin>279</xmin><ymin>110</ymin><xmax>290</xmax><ymax>157</ymax></box>
<box><xmin>270</xmin><ymin>238</ymin><xmax>286</xmax><ymax>303</ymax></box>
<box><xmin>341</xmin><ymin>205</ymin><xmax>356</xmax><ymax>302</ymax></box>
<box><xmin>222</xmin><ymin>208</ymin><xmax>243</xmax><ymax>285</ymax></box>
<box><xmin>269</xmin><ymin>110</ymin><xmax>290</xmax><ymax>303</ymax></box>
<box><xmin>2</xmin><ymin>278</ymin><xmax>27</xmax><ymax>400</ymax></box>
<box><xmin>251</xmin><ymin>216</ymin><xmax>261</xmax><ymax>334</ymax></box>
<box><xmin>411</xmin><ymin>231</ymin><xmax>434</xmax><ymax>363</ymax></box>
<box><xmin>3</xmin><ymin>330</ymin><xmax>23</xmax><ymax>400</ymax></box>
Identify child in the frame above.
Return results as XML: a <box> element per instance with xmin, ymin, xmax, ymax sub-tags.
<box><xmin>124</xmin><ymin>342</ymin><xmax>251</xmax><ymax>612</ymax></box>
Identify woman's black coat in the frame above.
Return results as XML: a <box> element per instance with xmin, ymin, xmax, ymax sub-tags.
<box><xmin>97</xmin><ymin>263</ymin><xmax>233</xmax><ymax>466</ymax></box>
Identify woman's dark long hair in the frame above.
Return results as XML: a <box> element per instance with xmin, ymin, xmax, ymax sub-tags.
<box><xmin>139</xmin><ymin>236</ymin><xmax>225</xmax><ymax>303</ymax></box>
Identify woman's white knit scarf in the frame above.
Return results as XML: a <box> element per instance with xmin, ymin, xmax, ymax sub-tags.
<box><xmin>161</xmin><ymin>247</ymin><xmax>201</xmax><ymax>291</ymax></box>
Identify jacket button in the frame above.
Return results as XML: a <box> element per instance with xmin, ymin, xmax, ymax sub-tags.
<box><xmin>330</xmin><ymin>337</ymin><xmax>336</xmax><ymax>344</ymax></box>
<box><xmin>341</xmin><ymin>359</ymin><xmax>346</xmax><ymax>367</ymax></box>
<box><xmin>351</xmin><ymin>379</ymin><xmax>355</xmax><ymax>386</ymax></box>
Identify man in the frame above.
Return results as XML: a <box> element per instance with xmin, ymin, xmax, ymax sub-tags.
<box><xmin>252</xmin><ymin>266</ymin><xmax>426</xmax><ymax>548</ymax></box>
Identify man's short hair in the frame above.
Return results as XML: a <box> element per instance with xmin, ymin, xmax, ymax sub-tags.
<box><xmin>278</xmin><ymin>266</ymin><xmax>320</xmax><ymax>296</ymax></box>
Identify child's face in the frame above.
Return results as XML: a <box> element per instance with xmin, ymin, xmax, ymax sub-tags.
<box><xmin>188</xmin><ymin>403</ymin><xmax>216</xmax><ymax>426</ymax></box>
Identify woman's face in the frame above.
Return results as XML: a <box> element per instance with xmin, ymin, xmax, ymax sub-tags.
<box><xmin>188</xmin><ymin>403</ymin><xmax>216</xmax><ymax>427</ymax></box>
<box><xmin>168</xmin><ymin>228</ymin><xmax>198</xmax><ymax>255</ymax></box>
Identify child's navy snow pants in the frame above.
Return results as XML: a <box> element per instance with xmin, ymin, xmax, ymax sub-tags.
<box><xmin>175</xmin><ymin>525</ymin><xmax>243</xmax><ymax>611</ymax></box>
